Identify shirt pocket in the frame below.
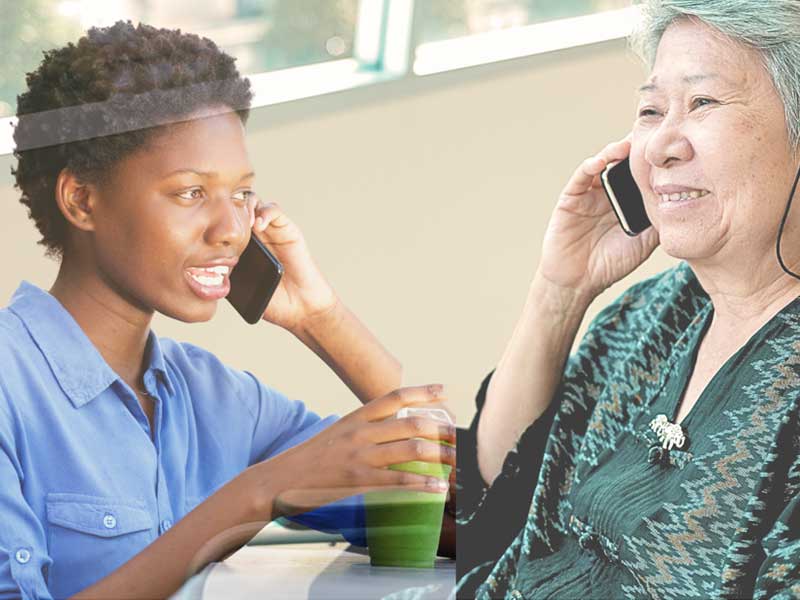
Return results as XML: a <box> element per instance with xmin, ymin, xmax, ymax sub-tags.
<box><xmin>45</xmin><ymin>492</ymin><xmax>155</xmax><ymax>599</ymax></box>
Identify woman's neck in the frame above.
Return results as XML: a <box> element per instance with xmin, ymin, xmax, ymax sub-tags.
<box><xmin>690</xmin><ymin>258</ymin><xmax>800</xmax><ymax>335</ymax></box>
<box><xmin>49</xmin><ymin>257</ymin><xmax>154</xmax><ymax>390</ymax></box>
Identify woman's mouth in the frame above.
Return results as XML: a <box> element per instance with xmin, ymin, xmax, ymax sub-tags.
<box><xmin>658</xmin><ymin>189</ymin><xmax>710</xmax><ymax>203</ymax></box>
<box><xmin>654</xmin><ymin>187</ymin><xmax>711</xmax><ymax>213</ymax></box>
<box><xmin>184</xmin><ymin>265</ymin><xmax>231</xmax><ymax>300</ymax></box>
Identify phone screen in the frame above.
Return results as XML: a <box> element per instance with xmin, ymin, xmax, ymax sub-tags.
<box><xmin>601</xmin><ymin>157</ymin><xmax>651</xmax><ymax>236</ymax></box>
<box><xmin>226</xmin><ymin>235</ymin><xmax>284</xmax><ymax>324</ymax></box>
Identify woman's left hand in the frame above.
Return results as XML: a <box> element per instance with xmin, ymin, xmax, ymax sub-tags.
<box><xmin>247</xmin><ymin>199</ymin><xmax>338</xmax><ymax>333</ymax></box>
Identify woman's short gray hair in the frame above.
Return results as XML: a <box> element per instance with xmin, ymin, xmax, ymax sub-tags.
<box><xmin>630</xmin><ymin>0</ymin><xmax>800</xmax><ymax>150</ymax></box>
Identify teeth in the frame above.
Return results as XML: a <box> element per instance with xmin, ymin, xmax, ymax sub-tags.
<box><xmin>190</xmin><ymin>266</ymin><xmax>230</xmax><ymax>274</ymax></box>
<box><xmin>198</xmin><ymin>265</ymin><xmax>229</xmax><ymax>275</ymax></box>
<box><xmin>189</xmin><ymin>273</ymin><xmax>224</xmax><ymax>287</ymax></box>
<box><xmin>186</xmin><ymin>264</ymin><xmax>231</xmax><ymax>288</ymax></box>
<box><xmin>659</xmin><ymin>190</ymin><xmax>709</xmax><ymax>202</ymax></box>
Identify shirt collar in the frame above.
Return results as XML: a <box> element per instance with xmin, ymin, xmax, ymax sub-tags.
<box><xmin>8</xmin><ymin>281</ymin><xmax>173</xmax><ymax>408</ymax></box>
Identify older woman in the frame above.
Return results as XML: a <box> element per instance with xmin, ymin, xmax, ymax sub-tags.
<box><xmin>456</xmin><ymin>1</ymin><xmax>800</xmax><ymax>598</ymax></box>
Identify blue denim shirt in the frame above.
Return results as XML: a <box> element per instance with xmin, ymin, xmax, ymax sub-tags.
<box><xmin>0</xmin><ymin>281</ymin><xmax>365</xmax><ymax>599</ymax></box>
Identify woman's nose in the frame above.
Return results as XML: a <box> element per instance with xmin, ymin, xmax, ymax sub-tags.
<box><xmin>644</xmin><ymin>112</ymin><xmax>694</xmax><ymax>168</ymax></box>
<box><xmin>205</xmin><ymin>196</ymin><xmax>248</xmax><ymax>247</ymax></box>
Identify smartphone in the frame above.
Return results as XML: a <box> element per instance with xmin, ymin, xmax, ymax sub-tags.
<box><xmin>226</xmin><ymin>235</ymin><xmax>284</xmax><ymax>324</ymax></box>
<box><xmin>601</xmin><ymin>157</ymin><xmax>651</xmax><ymax>236</ymax></box>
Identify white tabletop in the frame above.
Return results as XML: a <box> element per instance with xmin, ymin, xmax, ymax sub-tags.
<box><xmin>173</xmin><ymin>542</ymin><xmax>455</xmax><ymax>600</ymax></box>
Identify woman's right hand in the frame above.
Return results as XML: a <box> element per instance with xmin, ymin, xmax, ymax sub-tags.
<box><xmin>243</xmin><ymin>385</ymin><xmax>456</xmax><ymax>519</ymax></box>
<box><xmin>537</xmin><ymin>137</ymin><xmax>660</xmax><ymax>301</ymax></box>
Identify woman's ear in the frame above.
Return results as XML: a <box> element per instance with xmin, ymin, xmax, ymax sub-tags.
<box><xmin>54</xmin><ymin>168</ymin><xmax>97</xmax><ymax>232</ymax></box>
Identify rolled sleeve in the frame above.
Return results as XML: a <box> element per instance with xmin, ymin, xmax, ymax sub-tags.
<box><xmin>244</xmin><ymin>371</ymin><xmax>337</xmax><ymax>466</ymax></box>
<box><xmin>0</xmin><ymin>404</ymin><xmax>52</xmax><ymax>600</ymax></box>
<box><xmin>456</xmin><ymin>371</ymin><xmax>560</xmax><ymax>580</ymax></box>
<box><xmin>243</xmin><ymin>373</ymin><xmax>366</xmax><ymax>546</ymax></box>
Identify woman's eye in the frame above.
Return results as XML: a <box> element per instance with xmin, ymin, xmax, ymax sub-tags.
<box><xmin>638</xmin><ymin>107</ymin><xmax>660</xmax><ymax>118</ymax></box>
<box><xmin>691</xmin><ymin>97</ymin><xmax>716</xmax><ymax>110</ymax></box>
<box><xmin>177</xmin><ymin>188</ymin><xmax>204</xmax><ymax>201</ymax></box>
<box><xmin>232</xmin><ymin>190</ymin><xmax>255</xmax><ymax>205</ymax></box>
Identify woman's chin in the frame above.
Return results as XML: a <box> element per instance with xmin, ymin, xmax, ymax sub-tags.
<box><xmin>657</xmin><ymin>235</ymin><xmax>717</xmax><ymax>262</ymax></box>
<box><xmin>160</xmin><ymin>300</ymin><xmax>219</xmax><ymax>323</ymax></box>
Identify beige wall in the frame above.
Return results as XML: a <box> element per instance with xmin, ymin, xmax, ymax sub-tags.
<box><xmin>0</xmin><ymin>38</ymin><xmax>678</xmax><ymax>426</ymax></box>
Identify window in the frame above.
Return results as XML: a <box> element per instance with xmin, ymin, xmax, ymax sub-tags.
<box><xmin>1</xmin><ymin>0</ymin><xmax>360</xmax><ymax>118</ymax></box>
<box><xmin>414</xmin><ymin>0</ymin><xmax>637</xmax><ymax>75</ymax></box>
<box><xmin>144</xmin><ymin>0</ymin><xmax>360</xmax><ymax>75</ymax></box>
<box><xmin>1</xmin><ymin>0</ymin><xmax>637</xmax><ymax>153</ymax></box>
<box><xmin>415</xmin><ymin>0</ymin><xmax>632</xmax><ymax>45</ymax></box>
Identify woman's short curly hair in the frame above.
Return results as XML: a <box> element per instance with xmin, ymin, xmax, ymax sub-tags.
<box><xmin>12</xmin><ymin>20</ymin><xmax>253</xmax><ymax>259</ymax></box>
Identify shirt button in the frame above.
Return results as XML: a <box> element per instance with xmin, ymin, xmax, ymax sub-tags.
<box><xmin>161</xmin><ymin>519</ymin><xmax>173</xmax><ymax>532</ymax></box>
<box><xmin>15</xmin><ymin>548</ymin><xmax>31</xmax><ymax>564</ymax></box>
<box><xmin>578</xmin><ymin>532</ymin><xmax>596</xmax><ymax>550</ymax></box>
<box><xmin>103</xmin><ymin>514</ymin><xmax>117</xmax><ymax>529</ymax></box>
<box><xmin>648</xmin><ymin>446</ymin><xmax>664</xmax><ymax>465</ymax></box>
<box><xmin>504</xmin><ymin>451</ymin><xmax>521</xmax><ymax>475</ymax></box>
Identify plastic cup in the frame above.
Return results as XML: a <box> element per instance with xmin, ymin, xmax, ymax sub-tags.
<box><xmin>364</xmin><ymin>407</ymin><xmax>453</xmax><ymax>568</ymax></box>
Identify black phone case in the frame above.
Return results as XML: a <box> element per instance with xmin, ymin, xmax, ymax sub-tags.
<box><xmin>601</xmin><ymin>157</ymin><xmax>651</xmax><ymax>236</ymax></box>
<box><xmin>226</xmin><ymin>235</ymin><xmax>284</xmax><ymax>324</ymax></box>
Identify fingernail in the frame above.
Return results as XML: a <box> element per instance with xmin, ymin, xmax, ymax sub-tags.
<box><xmin>427</xmin><ymin>384</ymin><xmax>444</xmax><ymax>397</ymax></box>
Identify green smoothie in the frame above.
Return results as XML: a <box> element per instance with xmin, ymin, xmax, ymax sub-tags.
<box><xmin>365</xmin><ymin>453</ymin><xmax>452</xmax><ymax>568</ymax></box>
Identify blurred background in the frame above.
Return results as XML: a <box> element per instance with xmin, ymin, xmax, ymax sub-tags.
<box><xmin>0</xmin><ymin>0</ymin><xmax>677</xmax><ymax>426</ymax></box>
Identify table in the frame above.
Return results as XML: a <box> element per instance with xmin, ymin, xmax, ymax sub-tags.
<box><xmin>173</xmin><ymin>542</ymin><xmax>455</xmax><ymax>600</ymax></box>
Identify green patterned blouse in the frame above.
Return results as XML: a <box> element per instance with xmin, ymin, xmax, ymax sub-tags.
<box><xmin>456</xmin><ymin>262</ymin><xmax>800</xmax><ymax>599</ymax></box>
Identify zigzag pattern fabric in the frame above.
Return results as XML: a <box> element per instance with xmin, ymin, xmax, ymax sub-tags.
<box><xmin>458</xmin><ymin>262</ymin><xmax>800</xmax><ymax>599</ymax></box>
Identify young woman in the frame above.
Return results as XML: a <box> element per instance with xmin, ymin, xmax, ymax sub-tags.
<box><xmin>3</xmin><ymin>21</ymin><xmax>454</xmax><ymax>599</ymax></box>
